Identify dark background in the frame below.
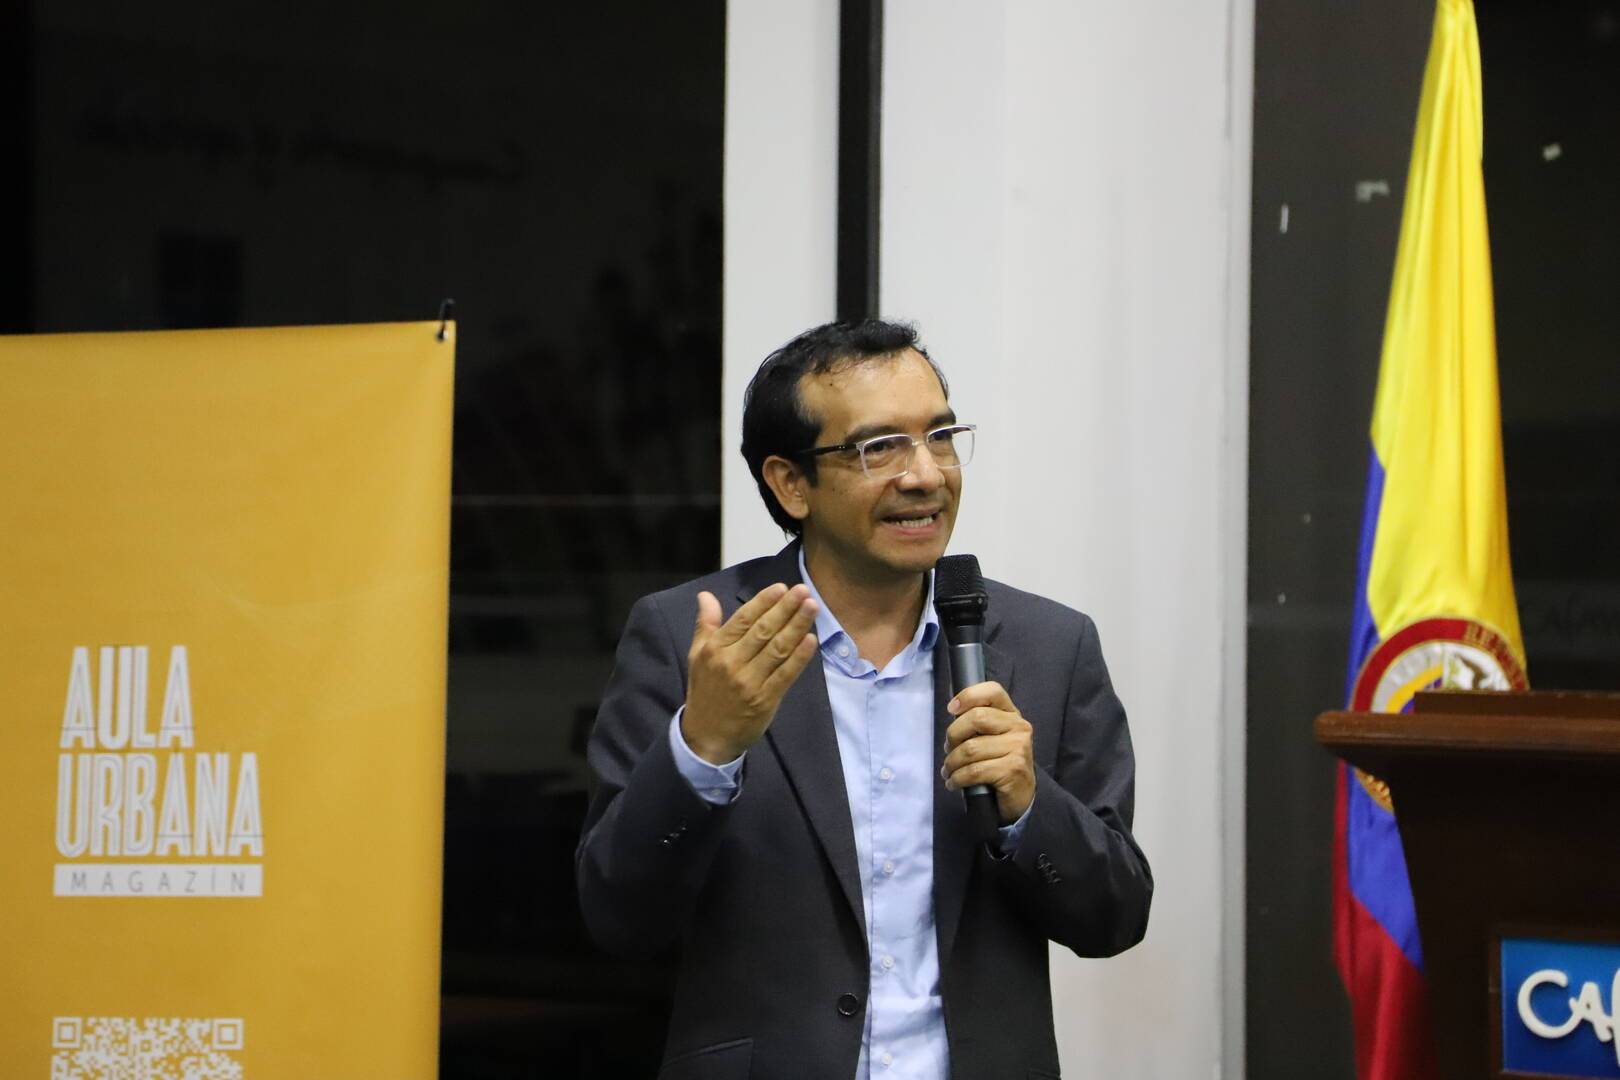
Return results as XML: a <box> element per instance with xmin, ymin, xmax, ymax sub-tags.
<box><xmin>2</xmin><ymin>2</ymin><xmax>725</xmax><ymax>1076</ymax></box>
<box><xmin>1247</xmin><ymin>1</ymin><xmax>1620</xmax><ymax>1076</ymax></box>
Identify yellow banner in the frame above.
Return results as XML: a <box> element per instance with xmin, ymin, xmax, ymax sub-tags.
<box><xmin>0</xmin><ymin>322</ymin><xmax>454</xmax><ymax>1078</ymax></box>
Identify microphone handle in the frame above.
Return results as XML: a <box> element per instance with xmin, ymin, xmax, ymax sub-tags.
<box><xmin>946</xmin><ymin>641</ymin><xmax>1001</xmax><ymax>844</ymax></box>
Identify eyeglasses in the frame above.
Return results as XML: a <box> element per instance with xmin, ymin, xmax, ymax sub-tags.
<box><xmin>796</xmin><ymin>424</ymin><xmax>976</xmax><ymax>480</ymax></box>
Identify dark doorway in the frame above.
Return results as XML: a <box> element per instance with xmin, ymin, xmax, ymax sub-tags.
<box><xmin>7</xmin><ymin>3</ymin><xmax>725</xmax><ymax>1076</ymax></box>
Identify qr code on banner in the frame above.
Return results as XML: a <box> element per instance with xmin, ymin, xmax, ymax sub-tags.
<box><xmin>50</xmin><ymin>1017</ymin><xmax>244</xmax><ymax>1080</ymax></box>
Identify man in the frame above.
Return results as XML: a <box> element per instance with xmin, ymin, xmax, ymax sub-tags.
<box><xmin>576</xmin><ymin>319</ymin><xmax>1151</xmax><ymax>1079</ymax></box>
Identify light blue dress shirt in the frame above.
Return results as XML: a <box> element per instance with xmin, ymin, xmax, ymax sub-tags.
<box><xmin>669</xmin><ymin>554</ymin><xmax>1029</xmax><ymax>1079</ymax></box>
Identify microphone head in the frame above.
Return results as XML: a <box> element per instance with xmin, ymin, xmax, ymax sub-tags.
<box><xmin>934</xmin><ymin>554</ymin><xmax>988</xmax><ymax>629</ymax></box>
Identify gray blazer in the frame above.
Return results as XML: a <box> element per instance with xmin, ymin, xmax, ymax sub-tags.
<box><xmin>576</xmin><ymin>544</ymin><xmax>1152</xmax><ymax>1079</ymax></box>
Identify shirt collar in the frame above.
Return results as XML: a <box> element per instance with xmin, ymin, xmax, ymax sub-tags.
<box><xmin>796</xmin><ymin>547</ymin><xmax>940</xmax><ymax>661</ymax></box>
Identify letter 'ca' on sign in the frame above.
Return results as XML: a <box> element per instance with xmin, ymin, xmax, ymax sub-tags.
<box><xmin>1502</xmin><ymin>937</ymin><xmax>1620</xmax><ymax>1078</ymax></box>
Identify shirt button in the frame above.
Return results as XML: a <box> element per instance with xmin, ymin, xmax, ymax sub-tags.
<box><xmin>836</xmin><ymin>643</ymin><xmax>851</xmax><ymax>658</ymax></box>
<box><xmin>880</xmin><ymin>1051</ymin><xmax>894</xmax><ymax>1068</ymax></box>
<box><xmin>881</xmin><ymin>955</ymin><xmax>895</xmax><ymax>970</ymax></box>
<box><xmin>882</xmin><ymin>860</ymin><xmax>895</xmax><ymax>876</ymax></box>
<box><xmin>878</xmin><ymin>766</ymin><xmax>894</xmax><ymax>782</ymax></box>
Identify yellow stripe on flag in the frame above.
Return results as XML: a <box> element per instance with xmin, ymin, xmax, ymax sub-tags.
<box><xmin>1364</xmin><ymin>0</ymin><xmax>1524</xmax><ymax>662</ymax></box>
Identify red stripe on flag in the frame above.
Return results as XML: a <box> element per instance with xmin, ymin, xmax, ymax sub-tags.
<box><xmin>1332</xmin><ymin>764</ymin><xmax>1440</xmax><ymax>1080</ymax></box>
<box><xmin>1333</xmin><ymin>762</ymin><xmax>1352</xmax><ymax>976</ymax></box>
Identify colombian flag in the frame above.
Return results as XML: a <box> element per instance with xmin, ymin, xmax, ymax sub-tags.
<box><xmin>1335</xmin><ymin>1</ymin><xmax>1527</xmax><ymax>1078</ymax></box>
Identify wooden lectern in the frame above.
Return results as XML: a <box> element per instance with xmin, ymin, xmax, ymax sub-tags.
<box><xmin>1316</xmin><ymin>690</ymin><xmax>1620</xmax><ymax>1079</ymax></box>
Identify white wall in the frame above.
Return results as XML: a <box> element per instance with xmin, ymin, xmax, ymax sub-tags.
<box><xmin>725</xmin><ymin>1</ymin><xmax>1252</xmax><ymax>1075</ymax></box>
<box><xmin>722</xmin><ymin>0</ymin><xmax>840</xmax><ymax>561</ymax></box>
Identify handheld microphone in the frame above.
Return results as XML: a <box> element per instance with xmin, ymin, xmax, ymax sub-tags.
<box><xmin>933</xmin><ymin>554</ymin><xmax>1001</xmax><ymax>844</ymax></box>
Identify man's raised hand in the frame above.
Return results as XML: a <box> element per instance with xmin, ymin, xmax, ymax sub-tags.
<box><xmin>681</xmin><ymin>584</ymin><xmax>820</xmax><ymax>765</ymax></box>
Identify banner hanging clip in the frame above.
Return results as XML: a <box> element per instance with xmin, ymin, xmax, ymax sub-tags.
<box><xmin>436</xmin><ymin>299</ymin><xmax>456</xmax><ymax>342</ymax></box>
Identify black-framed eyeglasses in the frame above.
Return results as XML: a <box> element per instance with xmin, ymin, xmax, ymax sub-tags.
<box><xmin>796</xmin><ymin>424</ymin><xmax>977</xmax><ymax>480</ymax></box>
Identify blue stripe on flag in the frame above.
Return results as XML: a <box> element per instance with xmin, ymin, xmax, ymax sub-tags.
<box><xmin>1346</xmin><ymin>772</ymin><xmax>1424</xmax><ymax>969</ymax></box>
<box><xmin>1345</xmin><ymin>446</ymin><xmax>1385</xmax><ymax>701</ymax></box>
<box><xmin>1344</xmin><ymin>446</ymin><xmax>1424</xmax><ymax>970</ymax></box>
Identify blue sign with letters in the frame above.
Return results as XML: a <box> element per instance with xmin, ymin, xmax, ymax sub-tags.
<box><xmin>1501</xmin><ymin>937</ymin><xmax>1620</xmax><ymax>1078</ymax></box>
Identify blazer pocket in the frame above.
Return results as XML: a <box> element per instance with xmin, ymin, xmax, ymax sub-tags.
<box><xmin>657</xmin><ymin>1037</ymin><xmax>753</xmax><ymax>1080</ymax></box>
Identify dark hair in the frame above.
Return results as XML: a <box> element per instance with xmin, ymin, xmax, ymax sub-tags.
<box><xmin>740</xmin><ymin>318</ymin><xmax>948</xmax><ymax>535</ymax></box>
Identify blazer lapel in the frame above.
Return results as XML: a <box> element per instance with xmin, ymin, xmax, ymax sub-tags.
<box><xmin>765</xmin><ymin>654</ymin><xmax>869</xmax><ymax>940</ymax></box>
<box><xmin>932</xmin><ymin>618</ymin><xmax>1014</xmax><ymax>967</ymax></box>
<box><xmin>746</xmin><ymin>545</ymin><xmax>869</xmax><ymax>940</ymax></box>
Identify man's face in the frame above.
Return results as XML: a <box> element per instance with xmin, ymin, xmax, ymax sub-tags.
<box><xmin>793</xmin><ymin>349</ymin><xmax>961</xmax><ymax>582</ymax></box>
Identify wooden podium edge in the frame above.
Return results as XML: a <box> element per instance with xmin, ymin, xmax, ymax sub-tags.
<box><xmin>1315</xmin><ymin>710</ymin><xmax>1620</xmax><ymax>761</ymax></box>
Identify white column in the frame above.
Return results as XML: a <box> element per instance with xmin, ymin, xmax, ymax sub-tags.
<box><xmin>721</xmin><ymin>0</ymin><xmax>841</xmax><ymax>565</ymax></box>
<box><xmin>882</xmin><ymin>1</ymin><xmax>1252</xmax><ymax>1076</ymax></box>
